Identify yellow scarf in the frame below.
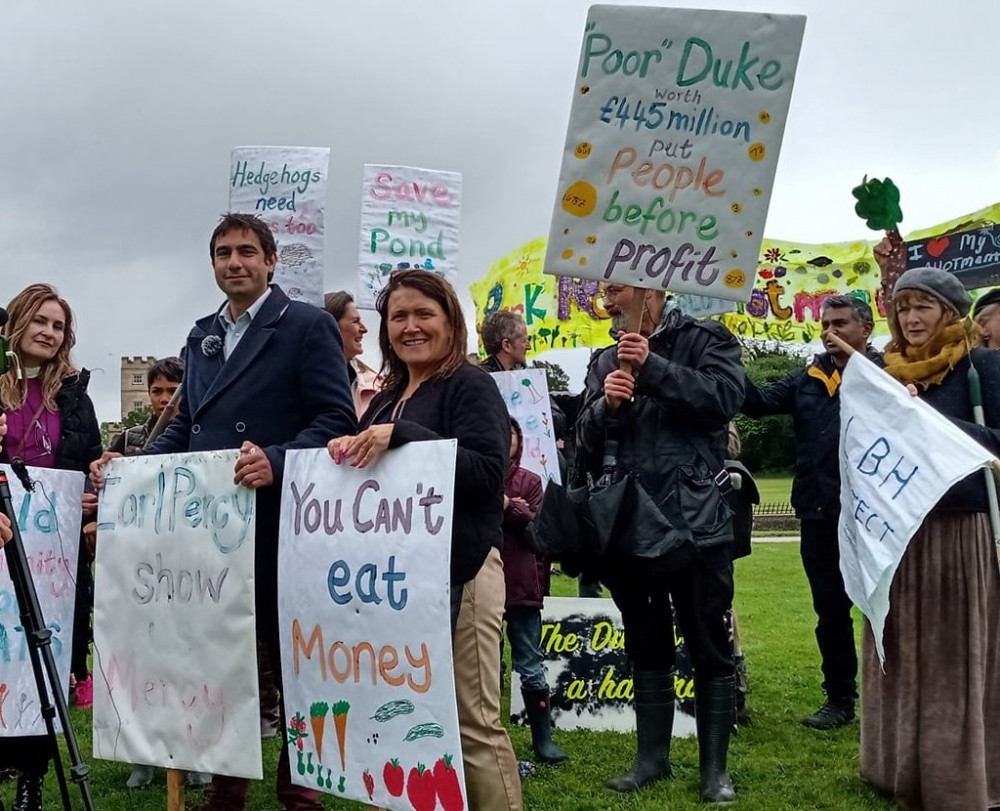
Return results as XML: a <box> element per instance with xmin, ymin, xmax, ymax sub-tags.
<box><xmin>882</xmin><ymin>321</ymin><xmax>972</xmax><ymax>388</ymax></box>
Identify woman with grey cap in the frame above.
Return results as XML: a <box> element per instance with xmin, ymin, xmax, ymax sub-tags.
<box><xmin>866</xmin><ymin>244</ymin><xmax>1000</xmax><ymax>810</ymax></box>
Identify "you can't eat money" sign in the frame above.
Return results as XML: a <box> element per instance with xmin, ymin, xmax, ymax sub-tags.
<box><xmin>277</xmin><ymin>442</ymin><xmax>467</xmax><ymax>811</ymax></box>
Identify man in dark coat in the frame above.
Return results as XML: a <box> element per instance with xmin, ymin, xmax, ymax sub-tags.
<box><xmin>92</xmin><ymin>213</ymin><xmax>357</xmax><ymax>811</ymax></box>
<box><xmin>741</xmin><ymin>293</ymin><xmax>878</xmax><ymax>730</ymax></box>
<box><xmin>577</xmin><ymin>283</ymin><xmax>744</xmax><ymax>803</ymax></box>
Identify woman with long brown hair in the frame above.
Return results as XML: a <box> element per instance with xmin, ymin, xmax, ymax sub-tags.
<box><xmin>0</xmin><ymin>283</ymin><xmax>101</xmax><ymax>811</ymax></box>
<box><xmin>327</xmin><ymin>270</ymin><xmax>523</xmax><ymax>811</ymax></box>
<box><xmin>866</xmin><ymin>250</ymin><xmax>1000</xmax><ymax>811</ymax></box>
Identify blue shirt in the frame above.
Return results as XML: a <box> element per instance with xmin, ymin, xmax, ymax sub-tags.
<box><xmin>218</xmin><ymin>287</ymin><xmax>272</xmax><ymax>360</ymax></box>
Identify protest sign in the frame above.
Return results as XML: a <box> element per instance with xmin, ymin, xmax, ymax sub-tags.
<box><xmin>490</xmin><ymin>368</ymin><xmax>562</xmax><ymax>487</ymax></box>
<box><xmin>719</xmin><ymin>201</ymin><xmax>1000</xmax><ymax>341</ymax></box>
<box><xmin>509</xmin><ymin>597</ymin><xmax>695</xmax><ymax>737</ymax></box>
<box><xmin>838</xmin><ymin>353</ymin><xmax>997</xmax><ymax>662</ymax></box>
<box><xmin>907</xmin><ymin>222</ymin><xmax>1000</xmax><ymax>289</ymax></box>
<box><xmin>545</xmin><ymin>6</ymin><xmax>805</xmax><ymax>302</ymax></box>
<box><xmin>473</xmin><ymin>203</ymin><xmax>1000</xmax><ymax>352</ymax></box>
<box><xmin>229</xmin><ymin>146</ymin><xmax>330</xmax><ymax>307</ymax></box>
<box><xmin>278</xmin><ymin>443</ymin><xmax>466</xmax><ymax>811</ymax></box>
<box><xmin>357</xmin><ymin>164</ymin><xmax>462</xmax><ymax>309</ymax></box>
<box><xmin>92</xmin><ymin>451</ymin><xmax>260</xmax><ymax>779</ymax></box>
<box><xmin>470</xmin><ymin>237</ymin><xmax>615</xmax><ymax>357</ymax></box>
<box><xmin>469</xmin><ymin>236</ymin><xmax>732</xmax><ymax>358</ymax></box>
<box><xmin>718</xmin><ymin>236</ymin><xmax>886</xmax><ymax>342</ymax></box>
<box><xmin>0</xmin><ymin>466</ymin><xmax>82</xmax><ymax>737</ymax></box>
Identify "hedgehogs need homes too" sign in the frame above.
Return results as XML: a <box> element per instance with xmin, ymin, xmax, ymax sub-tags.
<box><xmin>229</xmin><ymin>145</ymin><xmax>330</xmax><ymax>307</ymax></box>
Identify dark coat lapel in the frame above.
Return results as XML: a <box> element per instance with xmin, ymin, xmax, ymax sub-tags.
<box><xmin>186</xmin><ymin>313</ymin><xmax>226</xmax><ymax>410</ymax></box>
<box><xmin>192</xmin><ymin>286</ymin><xmax>290</xmax><ymax>418</ymax></box>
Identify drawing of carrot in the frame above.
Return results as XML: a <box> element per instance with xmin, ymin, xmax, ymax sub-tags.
<box><xmin>309</xmin><ymin>702</ymin><xmax>329</xmax><ymax>762</ymax></box>
<box><xmin>332</xmin><ymin>700</ymin><xmax>351</xmax><ymax>771</ymax></box>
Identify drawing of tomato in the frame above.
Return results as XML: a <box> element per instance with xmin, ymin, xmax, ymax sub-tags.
<box><xmin>406</xmin><ymin>763</ymin><xmax>436</xmax><ymax>811</ymax></box>
<box><xmin>383</xmin><ymin>759</ymin><xmax>404</xmax><ymax>797</ymax></box>
<box><xmin>362</xmin><ymin>769</ymin><xmax>375</xmax><ymax>800</ymax></box>
<box><xmin>433</xmin><ymin>755</ymin><xmax>464</xmax><ymax>811</ymax></box>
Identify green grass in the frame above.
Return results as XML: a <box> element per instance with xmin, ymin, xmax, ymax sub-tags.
<box><xmin>30</xmin><ymin>543</ymin><xmax>890</xmax><ymax>811</ymax></box>
<box><xmin>755</xmin><ymin>475</ymin><xmax>793</xmax><ymax>505</ymax></box>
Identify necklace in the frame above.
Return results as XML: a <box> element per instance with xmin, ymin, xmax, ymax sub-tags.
<box><xmin>6</xmin><ymin>381</ymin><xmax>53</xmax><ymax>461</ymax></box>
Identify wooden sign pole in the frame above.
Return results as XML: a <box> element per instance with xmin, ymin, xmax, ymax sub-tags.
<box><xmin>619</xmin><ymin>290</ymin><xmax>648</xmax><ymax>376</ymax></box>
<box><xmin>166</xmin><ymin>769</ymin><xmax>185</xmax><ymax>811</ymax></box>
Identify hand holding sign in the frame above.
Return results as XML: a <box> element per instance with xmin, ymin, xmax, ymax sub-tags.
<box><xmin>234</xmin><ymin>442</ymin><xmax>274</xmax><ymax>489</ymax></box>
<box><xmin>327</xmin><ymin>425</ymin><xmax>395</xmax><ymax>469</ymax></box>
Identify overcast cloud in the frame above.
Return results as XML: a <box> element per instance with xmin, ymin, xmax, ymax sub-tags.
<box><xmin>2</xmin><ymin>0</ymin><xmax>998</xmax><ymax>422</ymax></box>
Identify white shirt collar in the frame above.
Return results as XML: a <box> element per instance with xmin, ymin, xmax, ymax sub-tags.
<box><xmin>218</xmin><ymin>286</ymin><xmax>272</xmax><ymax>329</ymax></box>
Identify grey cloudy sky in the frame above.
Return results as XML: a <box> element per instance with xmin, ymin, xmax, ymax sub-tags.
<box><xmin>2</xmin><ymin>0</ymin><xmax>998</xmax><ymax>423</ymax></box>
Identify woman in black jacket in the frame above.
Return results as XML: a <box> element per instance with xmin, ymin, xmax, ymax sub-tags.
<box><xmin>0</xmin><ymin>284</ymin><xmax>102</xmax><ymax>811</ymax></box>
<box><xmin>328</xmin><ymin>270</ymin><xmax>521</xmax><ymax>811</ymax></box>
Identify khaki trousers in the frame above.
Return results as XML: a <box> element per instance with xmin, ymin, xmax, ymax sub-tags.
<box><xmin>454</xmin><ymin>547</ymin><xmax>524</xmax><ymax>811</ymax></box>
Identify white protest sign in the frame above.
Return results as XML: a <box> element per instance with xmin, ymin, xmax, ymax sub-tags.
<box><xmin>490</xmin><ymin>368</ymin><xmax>562</xmax><ymax>487</ymax></box>
<box><xmin>357</xmin><ymin>164</ymin><xmax>462</xmax><ymax>309</ymax></box>
<box><xmin>230</xmin><ymin>146</ymin><xmax>330</xmax><ymax>307</ymax></box>
<box><xmin>278</xmin><ymin>443</ymin><xmax>466</xmax><ymax>811</ymax></box>
<box><xmin>0</xmin><ymin>466</ymin><xmax>82</xmax><ymax>737</ymax></box>
<box><xmin>509</xmin><ymin>597</ymin><xmax>696</xmax><ymax>737</ymax></box>
<box><xmin>545</xmin><ymin>6</ymin><xmax>805</xmax><ymax>302</ymax></box>
<box><xmin>92</xmin><ymin>451</ymin><xmax>260</xmax><ymax>779</ymax></box>
<box><xmin>838</xmin><ymin>353</ymin><xmax>997</xmax><ymax>662</ymax></box>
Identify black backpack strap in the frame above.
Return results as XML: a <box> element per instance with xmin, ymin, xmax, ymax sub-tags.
<box><xmin>687</xmin><ymin>433</ymin><xmax>733</xmax><ymax>496</ymax></box>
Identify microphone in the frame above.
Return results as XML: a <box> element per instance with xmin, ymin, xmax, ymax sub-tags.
<box><xmin>10</xmin><ymin>458</ymin><xmax>35</xmax><ymax>492</ymax></box>
<box><xmin>0</xmin><ymin>307</ymin><xmax>10</xmax><ymax>375</ymax></box>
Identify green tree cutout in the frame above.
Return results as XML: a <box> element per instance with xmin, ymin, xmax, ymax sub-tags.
<box><xmin>851</xmin><ymin>176</ymin><xmax>903</xmax><ymax>233</ymax></box>
<box><xmin>852</xmin><ymin>175</ymin><xmax>906</xmax><ymax>297</ymax></box>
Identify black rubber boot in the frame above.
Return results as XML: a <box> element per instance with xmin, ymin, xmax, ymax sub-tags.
<box><xmin>521</xmin><ymin>687</ymin><xmax>568</xmax><ymax>764</ymax></box>
<box><xmin>605</xmin><ymin>670</ymin><xmax>674</xmax><ymax>793</ymax></box>
<box><xmin>696</xmin><ymin>675</ymin><xmax>736</xmax><ymax>804</ymax></box>
<box><xmin>12</xmin><ymin>770</ymin><xmax>44</xmax><ymax>811</ymax></box>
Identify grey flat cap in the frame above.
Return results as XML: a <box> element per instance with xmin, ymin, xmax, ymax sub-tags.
<box><xmin>893</xmin><ymin>266</ymin><xmax>971</xmax><ymax>317</ymax></box>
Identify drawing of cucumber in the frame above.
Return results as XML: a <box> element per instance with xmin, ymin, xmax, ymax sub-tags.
<box><xmin>370</xmin><ymin>700</ymin><xmax>415</xmax><ymax>722</ymax></box>
<box><xmin>403</xmin><ymin>722</ymin><xmax>445</xmax><ymax>742</ymax></box>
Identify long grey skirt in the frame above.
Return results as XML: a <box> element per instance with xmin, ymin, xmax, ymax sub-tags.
<box><xmin>861</xmin><ymin>511</ymin><xmax>1000</xmax><ymax>811</ymax></box>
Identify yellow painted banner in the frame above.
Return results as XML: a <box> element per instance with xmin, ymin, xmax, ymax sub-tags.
<box><xmin>469</xmin><ymin>236</ymin><xmax>615</xmax><ymax>357</ymax></box>
<box><xmin>470</xmin><ymin>202</ymin><xmax>1000</xmax><ymax>353</ymax></box>
<box><xmin>720</xmin><ymin>201</ymin><xmax>1000</xmax><ymax>343</ymax></box>
<box><xmin>718</xmin><ymin>238</ymin><xmax>885</xmax><ymax>343</ymax></box>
